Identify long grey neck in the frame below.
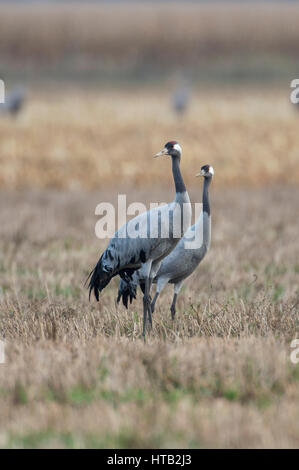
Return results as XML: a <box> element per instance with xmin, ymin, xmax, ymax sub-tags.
<box><xmin>172</xmin><ymin>155</ymin><xmax>186</xmax><ymax>194</ymax></box>
<box><xmin>202</xmin><ymin>177</ymin><xmax>211</xmax><ymax>216</ymax></box>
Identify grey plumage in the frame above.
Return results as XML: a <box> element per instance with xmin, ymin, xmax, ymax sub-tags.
<box><xmin>0</xmin><ymin>87</ymin><xmax>26</xmax><ymax>116</ymax></box>
<box><xmin>117</xmin><ymin>164</ymin><xmax>214</xmax><ymax>319</ymax></box>
<box><xmin>88</xmin><ymin>141</ymin><xmax>191</xmax><ymax>336</ymax></box>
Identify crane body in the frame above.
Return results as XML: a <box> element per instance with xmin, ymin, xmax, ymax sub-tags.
<box><xmin>117</xmin><ymin>165</ymin><xmax>214</xmax><ymax>319</ymax></box>
<box><xmin>88</xmin><ymin>141</ymin><xmax>191</xmax><ymax>336</ymax></box>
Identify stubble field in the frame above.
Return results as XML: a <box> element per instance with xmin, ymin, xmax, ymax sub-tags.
<box><xmin>0</xmin><ymin>87</ymin><xmax>299</xmax><ymax>448</ymax></box>
<box><xmin>0</xmin><ymin>86</ymin><xmax>298</xmax><ymax>189</ymax></box>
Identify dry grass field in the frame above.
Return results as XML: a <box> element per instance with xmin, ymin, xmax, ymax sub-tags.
<box><xmin>1</xmin><ymin>0</ymin><xmax>299</xmax><ymax>452</ymax></box>
<box><xmin>0</xmin><ymin>86</ymin><xmax>298</xmax><ymax>190</ymax></box>
<box><xmin>0</xmin><ymin>80</ymin><xmax>299</xmax><ymax>448</ymax></box>
<box><xmin>0</xmin><ymin>183</ymin><xmax>298</xmax><ymax>448</ymax></box>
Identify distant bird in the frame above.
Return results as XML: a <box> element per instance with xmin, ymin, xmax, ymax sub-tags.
<box><xmin>87</xmin><ymin>141</ymin><xmax>191</xmax><ymax>336</ymax></box>
<box><xmin>117</xmin><ymin>164</ymin><xmax>214</xmax><ymax>319</ymax></box>
<box><xmin>0</xmin><ymin>87</ymin><xmax>26</xmax><ymax>117</ymax></box>
<box><xmin>172</xmin><ymin>86</ymin><xmax>190</xmax><ymax>116</ymax></box>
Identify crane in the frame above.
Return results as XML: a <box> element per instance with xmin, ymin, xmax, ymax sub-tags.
<box><xmin>172</xmin><ymin>85</ymin><xmax>190</xmax><ymax>116</ymax></box>
<box><xmin>0</xmin><ymin>86</ymin><xmax>26</xmax><ymax>117</ymax></box>
<box><xmin>117</xmin><ymin>165</ymin><xmax>214</xmax><ymax>320</ymax></box>
<box><xmin>87</xmin><ymin>141</ymin><xmax>191</xmax><ymax>336</ymax></box>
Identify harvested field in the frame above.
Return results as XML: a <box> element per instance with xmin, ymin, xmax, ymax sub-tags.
<box><xmin>0</xmin><ymin>186</ymin><xmax>298</xmax><ymax>448</ymax></box>
<box><xmin>0</xmin><ymin>87</ymin><xmax>298</xmax><ymax>190</ymax></box>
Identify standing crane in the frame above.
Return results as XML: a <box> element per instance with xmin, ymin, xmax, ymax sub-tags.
<box><xmin>172</xmin><ymin>85</ymin><xmax>190</xmax><ymax>116</ymax></box>
<box><xmin>0</xmin><ymin>86</ymin><xmax>26</xmax><ymax>117</ymax></box>
<box><xmin>117</xmin><ymin>165</ymin><xmax>214</xmax><ymax>319</ymax></box>
<box><xmin>87</xmin><ymin>141</ymin><xmax>191</xmax><ymax>337</ymax></box>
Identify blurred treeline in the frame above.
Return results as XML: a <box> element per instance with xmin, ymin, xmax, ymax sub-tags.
<box><xmin>0</xmin><ymin>2</ymin><xmax>299</xmax><ymax>84</ymax></box>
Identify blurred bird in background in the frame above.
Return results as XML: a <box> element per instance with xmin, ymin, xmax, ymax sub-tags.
<box><xmin>0</xmin><ymin>86</ymin><xmax>26</xmax><ymax>117</ymax></box>
<box><xmin>171</xmin><ymin>75</ymin><xmax>191</xmax><ymax>117</ymax></box>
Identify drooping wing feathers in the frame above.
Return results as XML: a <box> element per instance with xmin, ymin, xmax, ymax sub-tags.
<box><xmin>87</xmin><ymin>224</ymin><xmax>147</xmax><ymax>302</ymax></box>
<box><xmin>117</xmin><ymin>279</ymin><xmax>137</xmax><ymax>309</ymax></box>
<box><xmin>117</xmin><ymin>277</ymin><xmax>146</xmax><ymax>308</ymax></box>
<box><xmin>89</xmin><ymin>196</ymin><xmax>191</xmax><ymax>303</ymax></box>
<box><xmin>89</xmin><ymin>204</ymin><xmax>173</xmax><ymax>301</ymax></box>
<box><xmin>88</xmin><ymin>254</ymin><xmax>113</xmax><ymax>301</ymax></box>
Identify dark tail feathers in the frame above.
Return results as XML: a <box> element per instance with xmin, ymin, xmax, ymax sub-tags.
<box><xmin>117</xmin><ymin>279</ymin><xmax>137</xmax><ymax>309</ymax></box>
<box><xmin>87</xmin><ymin>255</ymin><xmax>113</xmax><ymax>301</ymax></box>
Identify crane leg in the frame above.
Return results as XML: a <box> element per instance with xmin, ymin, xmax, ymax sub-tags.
<box><xmin>147</xmin><ymin>305</ymin><xmax>152</xmax><ymax>329</ymax></box>
<box><xmin>148</xmin><ymin>277</ymin><xmax>153</xmax><ymax>319</ymax></box>
<box><xmin>152</xmin><ymin>276</ymin><xmax>169</xmax><ymax>314</ymax></box>
<box><xmin>170</xmin><ymin>281</ymin><xmax>183</xmax><ymax>320</ymax></box>
<box><xmin>142</xmin><ymin>296</ymin><xmax>148</xmax><ymax>337</ymax></box>
<box><xmin>142</xmin><ymin>277</ymin><xmax>152</xmax><ymax>337</ymax></box>
<box><xmin>151</xmin><ymin>292</ymin><xmax>159</xmax><ymax>313</ymax></box>
<box><xmin>170</xmin><ymin>293</ymin><xmax>177</xmax><ymax>320</ymax></box>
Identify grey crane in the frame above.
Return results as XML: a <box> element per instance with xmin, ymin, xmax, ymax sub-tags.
<box><xmin>172</xmin><ymin>86</ymin><xmax>190</xmax><ymax>116</ymax></box>
<box><xmin>87</xmin><ymin>141</ymin><xmax>191</xmax><ymax>336</ymax></box>
<box><xmin>117</xmin><ymin>164</ymin><xmax>214</xmax><ymax>319</ymax></box>
<box><xmin>0</xmin><ymin>86</ymin><xmax>26</xmax><ymax>117</ymax></box>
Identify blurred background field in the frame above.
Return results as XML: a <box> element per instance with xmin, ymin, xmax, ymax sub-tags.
<box><xmin>1</xmin><ymin>0</ymin><xmax>299</xmax><ymax>449</ymax></box>
<box><xmin>0</xmin><ymin>1</ymin><xmax>299</xmax><ymax>189</ymax></box>
<box><xmin>1</xmin><ymin>2</ymin><xmax>299</xmax><ymax>84</ymax></box>
<box><xmin>0</xmin><ymin>2</ymin><xmax>299</xmax><ymax>189</ymax></box>
<box><xmin>0</xmin><ymin>86</ymin><xmax>298</xmax><ymax>189</ymax></box>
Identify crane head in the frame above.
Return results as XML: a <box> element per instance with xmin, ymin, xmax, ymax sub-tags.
<box><xmin>196</xmin><ymin>165</ymin><xmax>214</xmax><ymax>178</ymax></box>
<box><xmin>154</xmin><ymin>141</ymin><xmax>182</xmax><ymax>158</ymax></box>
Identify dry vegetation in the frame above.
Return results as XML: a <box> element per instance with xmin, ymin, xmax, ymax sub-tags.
<box><xmin>0</xmin><ymin>84</ymin><xmax>299</xmax><ymax>448</ymax></box>
<box><xmin>0</xmin><ymin>3</ymin><xmax>298</xmax><ymax>64</ymax></box>
<box><xmin>0</xmin><ymin>185</ymin><xmax>298</xmax><ymax>448</ymax></box>
<box><xmin>0</xmin><ymin>86</ymin><xmax>298</xmax><ymax>190</ymax></box>
<box><xmin>0</xmin><ymin>2</ymin><xmax>299</xmax><ymax>445</ymax></box>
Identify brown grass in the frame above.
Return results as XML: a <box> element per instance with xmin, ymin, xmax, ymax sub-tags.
<box><xmin>0</xmin><ymin>2</ymin><xmax>298</xmax><ymax>449</ymax></box>
<box><xmin>0</xmin><ymin>3</ymin><xmax>298</xmax><ymax>64</ymax></box>
<box><xmin>0</xmin><ymin>186</ymin><xmax>298</xmax><ymax>448</ymax></box>
<box><xmin>0</xmin><ymin>86</ymin><xmax>298</xmax><ymax>190</ymax></box>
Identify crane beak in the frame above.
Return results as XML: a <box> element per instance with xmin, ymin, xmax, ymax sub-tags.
<box><xmin>154</xmin><ymin>148</ymin><xmax>169</xmax><ymax>158</ymax></box>
<box><xmin>196</xmin><ymin>170</ymin><xmax>205</xmax><ymax>177</ymax></box>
